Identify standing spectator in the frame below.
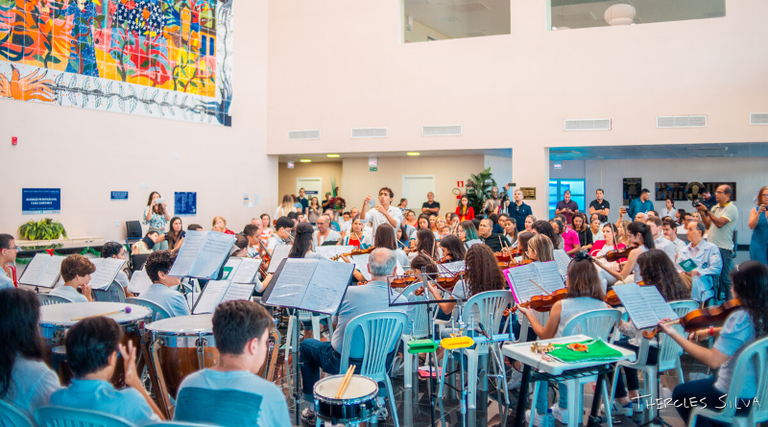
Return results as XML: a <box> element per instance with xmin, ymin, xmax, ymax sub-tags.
<box><xmin>748</xmin><ymin>186</ymin><xmax>768</xmax><ymax>265</ymax></box>
<box><xmin>397</xmin><ymin>198</ymin><xmax>409</xmax><ymax>215</ymax></box>
<box><xmin>627</xmin><ymin>189</ymin><xmax>654</xmax><ymax>221</ymax></box>
<box><xmin>275</xmin><ymin>195</ymin><xmax>294</xmax><ymax>219</ymax></box>
<box><xmin>588</xmin><ymin>189</ymin><xmax>611</xmax><ymax>223</ymax></box>
<box><xmin>307</xmin><ymin>197</ymin><xmax>322</xmax><ymax>225</ymax></box>
<box><xmin>455</xmin><ymin>195</ymin><xmax>475</xmax><ymax>222</ymax></box>
<box><xmin>696</xmin><ymin>185</ymin><xmax>738</xmax><ymax>300</ymax></box>
<box><xmin>501</xmin><ymin>183</ymin><xmax>514</xmax><ymax>214</ymax></box>
<box><xmin>259</xmin><ymin>214</ymin><xmax>274</xmax><ymax>240</ymax></box>
<box><xmin>421</xmin><ymin>192</ymin><xmax>440</xmax><ymax>215</ymax></box>
<box><xmin>321</xmin><ymin>192</ymin><xmax>333</xmax><ymax>210</ymax></box>
<box><xmin>297</xmin><ymin>188</ymin><xmax>309</xmax><ymax>214</ymax></box>
<box><xmin>661</xmin><ymin>198</ymin><xmax>677</xmax><ymax>220</ymax></box>
<box><xmin>292</xmin><ymin>195</ymin><xmax>303</xmax><ymax>213</ymax></box>
<box><xmin>509</xmin><ymin>189</ymin><xmax>533</xmax><ymax>232</ymax></box>
<box><xmin>555</xmin><ymin>190</ymin><xmax>579</xmax><ymax>225</ymax></box>
<box><xmin>143</xmin><ymin>192</ymin><xmax>170</xmax><ymax>250</ymax></box>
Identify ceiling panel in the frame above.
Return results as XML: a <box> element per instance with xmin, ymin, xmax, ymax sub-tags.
<box><xmin>549</xmin><ymin>142</ymin><xmax>768</xmax><ymax>160</ymax></box>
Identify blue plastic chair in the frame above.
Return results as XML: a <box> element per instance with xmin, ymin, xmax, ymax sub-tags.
<box><xmin>35</xmin><ymin>406</ymin><xmax>136</xmax><ymax>427</ymax></box>
<box><xmin>93</xmin><ymin>281</ymin><xmax>127</xmax><ymax>303</ymax></box>
<box><xmin>126</xmin><ymin>297</ymin><xmax>171</xmax><ymax>322</ymax></box>
<box><xmin>338</xmin><ymin>311</ymin><xmax>407</xmax><ymax>427</ymax></box>
<box><xmin>145</xmin><ymin>423</ymin><xmax>212</xmax><ymax>427</ymax></box>
<box><xmin>687</xmin><ymin>336</ymin><xmax>768</xmax><ymax>427</ymax></box>
<box><xmin>36</xmin><ymin>294</ymin><xmax>72</xmax><ymax>306</ymax></box>
<box><xmin>174</xmin><ymin>387</ymin><xmax>262</xmax><ymax>427</ymax></box>
<box><xmin>0</xmin><ymin>399</ymin><xmax>33</xmax><ymax>427</ymax></box>
<box><xmin>399</xmin><ymin>282</ymin><xmax>431</xmax><ymax>389</ymax></box>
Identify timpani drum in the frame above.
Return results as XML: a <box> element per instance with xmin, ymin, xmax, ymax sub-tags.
<box><xmin>39</xmin><ymin>302</ymin><xmax>151</xmax><ymax>385</ymax></box>
<box><xmin>314</xmin><ymin>374</ymin><xmax>379</xmax><ymax>426</ymax></box>
<box><xmin>144</xmin><ymin>314</ymin><xmax>220</xmax><ymax>399</ymax></box>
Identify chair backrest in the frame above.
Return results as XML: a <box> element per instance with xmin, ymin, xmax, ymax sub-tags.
<box><xmin>0</xmin><ymin>399</ymin><xmax>33</xmax><ymax>427</ymax></box>
<box><xmin>339</xmin><ymin>311</ymin><xmax>407</xmax><ymax>382</ymax></box>
<box><xmin>126</xmin><ymin>221</ymin><xmax>143</xmax><ymax>239</ymax></box>
<box><xmin>561</xmin><ymin>308</ymin><xmax>622</xmax><ymax>342</ymax></box>
<box><xmin>654</xmin><ymin>300</ymin><xmax>701</xmax><ymax>370</ymax></box>
<box><xmin>130</xmin><ymin>254</ymin><xmax>150</xmax><ymax>274</ymax></box>
<box><xmin>125</xmin><ymin>297</ymin><xmax>171</xmax><ymax>321</ymax></box>
<box><xmin>174</xmin><ymin>387</ymin><xmax>261</xmax><ymax>427</ymax></box>
<box><xmin>92</xmin><ymin>281</ymin><xmax>127</xmax><ymax>303</ymax></box>
<box><xmin>35</xmin><ymin>406</ymin><xmax>136</xmax><ymax>427</ymax></box>
<box><xmin>36</xmin><ymin>293</ymin><xmax>72</xmax><ymax>306</ymax></box>
<box><xmin>146</xmin><ymin>423</ymin><xmax>212</xmax><ymax>427</ymax></box>
<box><xmin>464</xmin><ymin>290</ymin><xmax>514</xmax><ymax>338</ymax></box>
<box><xmin>719</xmin><ymin>335</ymin><xmax>768</xmax><ymax>424</ymax></box>
<box><xmin>401</xmin><ymin>282</ymin><xmax>430</xmax><ymax>338</ymax></box>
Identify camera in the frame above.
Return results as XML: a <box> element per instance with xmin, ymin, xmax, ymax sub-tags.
<box><xmin>692</xmin><ymin>200</ymin><xmax>702</xmax><ymax>208</ymax></box>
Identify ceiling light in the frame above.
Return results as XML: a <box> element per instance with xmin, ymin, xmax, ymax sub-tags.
<box><xmin>604</xmin><ymin>3</ymin><xmax>636</xmax><ymax>26</ymax></box>
<box><xmin>300</xmin><ymin>159</ymin><xmax>312</xmax><ymax>163</ymax></box>
<box><xmin>326</xmin><ymin>154</ymin><xmax>340</xmax><ymax>158</ymax></box>
<box><xmin>407</xmin><ymin>152</ymin><xmax>421</xmax><ymax>156</ymax></box>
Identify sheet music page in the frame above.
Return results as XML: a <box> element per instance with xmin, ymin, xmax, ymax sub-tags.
<box><xmin>36</xmin><ymin>255</ymin><xmax>65</xmax><ymax>288</ymax></box>
<box><xmin>88</xmin><ymin>258</ymin><xmax>126</xmax><ymax>290</ymax></box>
<box><xmin>192</xmin><ymin>280</ymin><xmax>230</xmax><ymax>314</ymax></box>
<box><xmin>503</xmin><ymin>264</ymin><xmax>543</xmax><ymax>304</ymax></box>
<box><xmin>231</xmin><ymin>258</ymin><xmax>260</xmax><ymax>283</ymax></box>
<box><xmin>189</xmin><ymin>232</ymin><xmax>236</xmax><ymax>279</ymax></box>
<box><xmin>127</xmin><ymin>268</ymin><xmax>153</xmax><ymax>294</ymax></box>
<box><xmin>19</xmin><ymin>253</ymin><xmax>50</xmax><ymax>285</ymax></box>
<box><xmin>267</xmin><ymin>245</ymin><xmax>292</xmax><ymax>274</ymax></box>
<box><xmin>532</xmin><ymin>261</ymin><xmax>566</xmax><ymax>293</ymax></box>
<box><xmin>640</xmin><ymin>286</ymin><xmax>679</xmax><ymax>324</ymax></box>
<box><xmin>314</xmin><ymin>245</ymin><xmax>355</xmax><ymax>260</ymax></box>
<box><xmin>612</xmin><ymin>283</ymin><xmax>677</xmax><ymax>329</ymax></box>
<box><xmin>265</xmin><ymin>259</ymin><xmax>315</xmax><ymax>307</ymax></box>
<box><xmin>439</xmin><ymin>261</ymin><xmax>466</xmax><ymax>277</ymax></box>
<box><xmin>350</xmin><ymin>254</ymin><xmax>371</xmax><ymax>281</ymax></box>
<box><xmin>222</xmin><ymin>283</ymin><xmax>256</xmax><ymax>303</ymax></box>
<box><xmin>300</xmin><ymin>261</ymin><xmax>354</xmax><ymax>315</ymax></box>
<box><xmin>553</xmin><ymin>250</ymin><xmax>571</xmax><ymax>279</ymax></box>
<box><xmin>221</xmin><ymin>258</ymin><xmax>241</xmax><ymax>281</ymax></box>
<box><xmin>169</xmin><ymin>230</ymin><xmax>207</xmax><ymax>277</ymax></box>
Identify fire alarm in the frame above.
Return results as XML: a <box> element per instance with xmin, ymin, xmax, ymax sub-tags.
<box><xmin>12</xmin><ymin>137</ymin><xmax>17</xmax><ymax>145</ymax></box>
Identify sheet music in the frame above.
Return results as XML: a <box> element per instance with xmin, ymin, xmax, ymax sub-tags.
<box><xmin>553</xmin><ymin>250</ymin><xmax>571</xmax><ymax>279</ymax></box>
<box><xmin>220</xmin><ymin>258</ymin><xmax>240</xmax><ymax>281</ymax></box>
<box><xmin>222</xmin><ymin>283</ymin><xmax>256</xmax><ymax>303</ymax></box>
<box><xmin>314</xmin><ymin>245</ymin><xmax>355</xmax><ymax>260</ymax></box>
<box><xmin>532</xmin><ymin>262</ymin><xmax>566</xmax><ymax>293</ymax></box>
<box><xmin>299</xmin><ymin>262</ymin><xmax>354</xmax><ymax>315</ymax></box>
<box><xmin>19</xmin><ymin>253</ymin><xmax>52</xmax><ymax>285</ymax></box>
<box><xmin>504</xmin><ymin>263</ymin><xmax>542</xmax><ymax>304</ymax></box>
<box><xmin>169</xmin><ymin>230</ymin><xmax>206</xmax><ymax>276</ymax></box>
<box><xmin>640</xmin><ymin>285</ymin><xmax>679</xmax><ymax>325</ymax></box>
<box><xmin>612</xmin><ymin>283</ymin><xmax>679</xmax><ymax>329</ymax></box>
<box><xmin>439</xmin><ymin>261</ymin><xmax>465</xmax><ymax>277</ymax></box>
<box><xmin>36</xmin><ymin>256</ymin><xmax>64</xmax><ymax>288</ymax></box>
<box><xmin>189</xmin><ymin>232</ymin><xmax>236</xmax><ymax>279</ymax></box>
<box><xmin>231</xmin><ymin>258</ymin><xmax>260</xmax><ymax>284</ymax></box>
<box><xmin>267</xmin><ymin>245</ymin><xmax>292</xmax><ymax>274</ymax></box>
<box><xmin>265</xmin><ymin>259</ymin><xmax>315</xmax><ymax>307</ymax></box>
<box><xmin>127</xmin><ymin>268</ymin><xmax>153</xmax><ymax>294</ymax></box>
<box><xmin>88</xmin><ymin>258</ymin><xmax>126</xmax><ymax>290</ymax></box>
<box><xmin>193</xmin><ymin>280</ymin><xmax>230</xmax><ymax>314</ymax></box>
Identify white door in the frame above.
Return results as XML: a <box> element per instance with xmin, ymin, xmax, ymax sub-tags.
<box><xmin>402</xmin><ymin>175</ymin><xmax>435</xmax><ymax>211</ymax></box>
<box><xmin>297</xmin><ymin>178</ymin><xmax>322</xmax><ymax>200</ymax></box>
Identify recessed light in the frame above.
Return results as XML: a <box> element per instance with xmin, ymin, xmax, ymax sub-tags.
<box><xmin>407</xmin><ymin>152</ymin><xmax>420</xmax><ymax>156</ymax></box>
<box><xmin>300</xmin><ymin>159</ymin><xmax>312</xmax><ymax>163</ymax></box>
<box><xmin>326</xmin><ymin>154</ymin><xmax>340</xmax><ymax>158</ymax></box>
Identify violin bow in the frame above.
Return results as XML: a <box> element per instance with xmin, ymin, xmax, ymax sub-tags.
<box><xmin>529</xmin><ymin>279</ymin><xmax>552</xmax><ymax>296</ymax></box>
<box><xmin>420</xmin><ymin>249</ymin><xmax>458</xmax><ymax>277</ymax></box>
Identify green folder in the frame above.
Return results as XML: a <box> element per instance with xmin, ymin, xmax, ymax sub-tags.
<box><xmin>679</xmin><ymin>258</ymin><xmax>698</xmax><ymax>272</ymax></box>
<box><xmin>547</xmin><ymin>338</ymin><xmax>623</xmax><ymax>364</ymax></box>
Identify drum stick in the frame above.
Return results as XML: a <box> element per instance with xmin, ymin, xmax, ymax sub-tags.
<box><xmin>335</xmin><ymin>364</ymin><xmax>356</xmax><ymax>398</ymax></box>
<box><xmin>71</xmin><ymin>307</ymin><xmax>131</xmax><ymax>321</ymax></box>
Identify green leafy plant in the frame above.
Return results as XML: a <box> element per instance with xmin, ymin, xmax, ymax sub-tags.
<box><xmin>465</xmin><ymin>167</ymin><xmax>497</xmax><ymax>214</ymax></box>
<box><xmin>18</xmin><ymin>218</ymin><xmax>68</xmax><ymax>241</ymax></box>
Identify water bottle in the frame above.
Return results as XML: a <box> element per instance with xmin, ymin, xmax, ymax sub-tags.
<box><xmin>543</xmin><ymin>409</ymin><xmax>555</xmax><ymax>427</ymax></box>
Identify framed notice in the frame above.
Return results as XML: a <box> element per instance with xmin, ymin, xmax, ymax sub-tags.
<box><xmin>174</xmin><ymin>192</ymin><xmax>197</xmax><ymax>216</ymax></box>
<box><xmin>520</xmin><ymin>187</ymin><xmax>536</xmax><ymax>200</ymax></box>
<box><xmin>110</xmin><ymin>191</ymin><xmax>129</xmax><ymax>201</ymax></box>
<box><xmin>22</xmin><ymin>188</ymin><xmax>61</xmax><ymax>214</ymax></box>
<box><xmin>704</xmin><ymin>182</ymin><xmax>737</xmax><ymax>201</ymax></box>
<box><xmin>622</xmin><ymin>178</ymin><xmax>642</xmax><ymax>205</ymax></box>
<box><xmin>654</xmin><ymin>183</ymin><xmax>687</xmax><ymax>201</ymax></box>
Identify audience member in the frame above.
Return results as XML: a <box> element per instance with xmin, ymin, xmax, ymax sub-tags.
<box><xmin>478</xmin><ymin>218</ymin><xmax>505</xmax><ymax>252</ymax></box>
<box><xmin>50</xmin><ymin>254</ymin><xmax>94</xmax><ymax>302</ymax></box>
<box><xmin>455</xmin><ymin>195</ymin><xmax>475</xmax><ymax>221</ymax></box>
<box><xmin>627</xmin><ymin>189</ymin><xmax>654</xmax><ymax>220</ymax></box>
<box><xmin>646</xmin><ymin>216</ymin><xmax>677</xmax><ymax>263</ymax></box>
<box><xmin>274</xmin><ymin>195</ymin><xmax>294</xmax><ymax>219</ymax></box>
<box><xmin>212</xmin><ymin>216</ymin><xmax>235</xmax><ymax>235</ymax></box>
<box><xmin>508</xmin><ymin>189</ymin><xmax>533</xmax><ymax>232</ymax></box>
<box><xmin>660</xmin><ymin>199</ymin><xmax>677</xmax><ymax>219</ymax></box>
<box><xmin>551</xmin><ymin>219</ymin><xmax>580</xmax><ymax>255</ymax></box>
<box><xmin>307</xmin><ymin>197</ymin><xmax>322</xmax><ymax>225</ymax></box>
<box><xmin>143</xmin><ymin>191</ymin><xmax>170</xmax><ymax>251</ymax></box>
<box><xmin>662</xmin><ymin>218</ymin><xmax>687</xmax><ymax>254</ymax></box>
<box><xmin>588</xmin><ymin>217</ymin><xmax>603</xmax><ymax>245</ymax></box>
<box><xmin>0</xmin><ymin>234</ymin><xmax>18</xmax><ymax>289</ymax></box>
<box><xmin>588</xmin><ymin>189</ymin><xmax>610</xmax><ymax>223</ymax></box>
<box><xmin>259</xmin><ymin>214</ymin><xmax>274</xmax><ymax>240</ymax></box>
<box><xmin>187</xmin><ymin>224</ymin><xmax>203</xmax><ymax>231</ymax></box>
<box><xmin>166</xmin><ymin>217</ymin><xmax>185</xmax><ymax>251</ymax></box>
<box><xmin>139</xmin><ymin>250</ymin><xmax>189</xmax><ymax>317</ymax></box>
<box><xmin>555</xmin><ymin>190</ymin><xmax>579</xmax><ymax>225</ymax></box>
<box><xmin>297</xmin><ymin>188</ymin><xmax>309</xmax><ymax>215</ymax></box>
<box><xmin>421</xmin><ymin>192</ymin><xmax>440</xmax><ymax>215</ymax></box>
<box><xmin>677</xmin><ymin>221</ymin><xmax>723</xmax><ymax>302</ymax></box>
<box><xmin>312</xmin><ymin>215</ymin><xmax>341</xmax><ymax>249</ymax></box>
<box><xmin>696</xmin><ymin>185</ymin><xmax>738</xmax><ymax>300</ymax></box>
<box><xmin>748</xmin><ymin>186</ymin><xmax>768</xmax><ymax>265</ymax></box>
<box><xmin>132</xmin><ymin>231</ymin><xmax>160</xmax><ymax>254</ymax></box>
<box><xmin>572</xmin><ymin>212</ymin><xmax>592</xmax><ymax>251</ymax></box>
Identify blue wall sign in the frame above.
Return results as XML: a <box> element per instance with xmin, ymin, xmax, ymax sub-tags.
<box><xmin>175</xmin><ymin>192</ymin><xmax>197</xmax><ymax>216</ymax></box>
<box><xmin>22</xmin><ymin>188</ymin><xmax>61</xmax><ymax>214</ymax></box>
<box><xmin>111</xmin><ymin>191</ymin><xmax>129</xmax><ymax>201</ymax></box>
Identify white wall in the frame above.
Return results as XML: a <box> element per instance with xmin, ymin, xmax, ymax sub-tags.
<box><xmin>0</xmin><ymin>0</ymin><xmax>275</xmax><ymax>242</ymax></box>
<box><xmin>485</xmin><ymin>154</ymin><xmax>513</xmax><ymax>187</ymax></box>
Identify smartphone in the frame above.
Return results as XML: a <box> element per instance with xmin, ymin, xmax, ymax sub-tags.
<box><xmin>155</xmin><ymin>198</ymin><xmax>165</xmax><ymax>204</ymax></box>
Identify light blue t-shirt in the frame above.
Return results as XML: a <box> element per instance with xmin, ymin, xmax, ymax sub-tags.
<box><xmin>557</xmin><ymin>297</ymin><xmax>610</xmax><ymax>338</ymax></box>
<box><xmin>51</xmin><ymin>379</ymin><xmax>160</xmax><ymax>427</ymax></box>
<box><xmin>139</xmin><ymin>284</ymin><xmax>190</xmax><ymax>317</ymax></box>
<box><xmin>0</xmin><ymin>272</ymin><xmax>14</xmax><ymax>289</ymax></box>
<box><xmin>49</xmin><ymin>285</ymin><xmax>88</xmax><ymax>302</ymax></box>
<box><xmin>1</xmin><ymin>357</ymin><xmax>62</xmax><ymax>421</ymax></box>
<box><xmin>177</xmin><ymin>369</ymin><xmax>291</xmax><ymax>427</ymax></box>
<box><xmin>714</xmin><ymin>310</ymin><xmax>757</xmax><ymax>397</ymax></box>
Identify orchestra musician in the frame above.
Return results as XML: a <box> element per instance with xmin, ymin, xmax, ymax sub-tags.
<box><xmin>438</xmin><ymin>235</ymin><xmax>466</xmax><ymax>262</ymax></box>
<box><xmin>595</xmin><ymin>221</ymin><xmax>655</xmax><ymax>284</ymax></box>
<box><xmin>267</xmin><ymin>216</ymin><xmax>294</xmax><ymax>253</ymax></box>
<box><xmin>49</xmin><ymin>255</ymin><xmax>94</xmax><ymax>303</ymax></box>
<box><xmin>0</xmin><ymin>233</ymin><xmax>18</xmax><ymax>289</ymax></box>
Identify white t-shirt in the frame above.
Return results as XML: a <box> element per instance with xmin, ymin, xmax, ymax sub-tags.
<box><xmin>361</xmin><ymin>205</ymin><xmax>403</xmax><ymax>240</ymax></box>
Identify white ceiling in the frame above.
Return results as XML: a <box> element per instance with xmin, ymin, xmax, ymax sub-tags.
<box><xmin>277</xmin><ymin>148</ymin><xmax>512</xmax><ymax>163</ymax></box>
<box><xmin>551</xmin><ymin>0</ymin><xmax>725</xmax><ymax>30</ymax></box>
<box><xmin>404</xmin><ymin>0</ymin><xmax>511</xmax><ymax>39</ymax></box>
<box><xmin>549</xmin><ymin>142</ymin><xmax>768</xmax><ymax>160</ymax></box>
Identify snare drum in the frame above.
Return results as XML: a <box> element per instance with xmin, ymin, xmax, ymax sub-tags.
<box><xmin>144</xmin><ymin>314</ymin><xmax>219</xmax><ymax>399</ymax></box>
<box><xmin>314</xmin><ymin>374</ymin><xmax>379</xmax><ymax>425</ymax></box>
<box><xmin>39</xmin><ymin>302</ymin><xmax>151</xmax><ymax>385</ymax></box>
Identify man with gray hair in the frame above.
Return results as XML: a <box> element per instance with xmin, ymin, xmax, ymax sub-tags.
<box><xmin>299</xmin><ymin>248</ymin><xmax>406</xmax><ymax>425</ymax></box>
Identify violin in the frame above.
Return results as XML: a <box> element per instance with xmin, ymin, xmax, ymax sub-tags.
<box><xmin>389</xmin><ymin>274</ymin><xmax>421</xmax><ymax>289</ymax></box>
<box><xmin>413</xmin><ymin>271</ymin><xmax>464</xmax><ymax>296</ymax></box>
<box><xmin>510</xmin><ymin>288</ymin><xmax>569</xmax><ymax>314</ymax></box>
<box><xmin>257</xmin><ymin>241</ymin><xmax>271</xmax><ymax>277</ymax></box>
<box><xmin>643</xmin><ymin>298</ymin><xmax>743</xmax><ymax>339</ymax></box>
<box><xmin>595</xmin><ymin>244</ymin><xmax>637</xmax><ymax>263</ymax></box>
<box><xmin>330</xmin><ymin>246</ymin><xmax>375</xmax><ymax>261</ymax></box>
<box><xmin>439</xmin><ymin>255</ymin><xmax>453</xmax><ymax>264</ymax></box>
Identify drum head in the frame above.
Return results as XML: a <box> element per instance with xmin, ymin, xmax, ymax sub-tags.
<box><xmin>145</xmin><ymin>314</ymin><xmax>213</xmax><ymax>334</ymax></box>
<box><xmin>315</xmin><ymin>374</ymin><xmax>378</xmax><ymax>401</ymax></box>
<box><xmin>40</xmin><ymin>302</ymin><xmax>151</xmax><ymax>327</ymax></box>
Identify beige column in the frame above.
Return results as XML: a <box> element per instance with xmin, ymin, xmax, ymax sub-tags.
<box><xmin>512</xmin><ymin>146</ymin><xmax>550</xmax><ymax>220</ymax></box>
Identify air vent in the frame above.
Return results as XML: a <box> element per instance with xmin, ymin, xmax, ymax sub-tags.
<box><xmin>351</xmin><ymin>127</ymin><xmax>388</xmax><ymax>138</ymax></box>
<box><xmin>750</xmin><ymin>113</ymin><xmax>768</xmax><ymax>125</ymax></box>
<box><xmin>656</xmin><ymin>115</ymin><xmax>707</xmax><ymax>129</ymax></box>
<box><xmin>422</xmin><ymin>125</ymin><xmax>462</xmax><ymax>136</ymax></box>
<box><xmin>563</xmin><ymin>119</ymin><xmax>611</xmax><ymax>131</ymax></box>
<box><xmin>287</xmin><ymin>129</ymin><xmax>321</xmax><ymax>140</ymax></box>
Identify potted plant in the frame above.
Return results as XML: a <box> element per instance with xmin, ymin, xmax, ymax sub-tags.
<box><xmin>18</xmin><ymin>218</ymin><xmax>68</xmax><ymax>241</ymax></box>
<box><xmin>465</xmin><ymin>167</ymin><xmax>497</xmax><ymax>214</ymax></box>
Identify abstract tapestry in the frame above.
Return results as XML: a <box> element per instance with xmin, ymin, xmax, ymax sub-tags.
<box><xmin>0</xmin><ymin>0</ymin><xmax>233</xmax><ymax>126</ymax></box>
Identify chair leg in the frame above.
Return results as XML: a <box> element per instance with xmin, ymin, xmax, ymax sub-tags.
<box><xmin>529</xmin><ymin>381</ymin><xmax>541</xmax><ymax>427</ymax></box>
<box><xmin>385</xmin><ymin>376</ymin><xmax>399</xmax><ymax>427</ymax></box>
<box><xmin>567</xmin><ymin>379</ymin><xmax>580</xmax><ymax>427</ymax></box>
<box><xmin>284</xmin><ymin>315</ymin><xmax>295</xmax><ymax>363</ymax></box>
<box><xmin>467</xmin><ymin>349</ymin><xmax>478</xmax><ymax>410</ymax></box>
<box><xmin>312</xmin><ymin>314</ymin><xmax>321</xmax><ymax>339</ymax></box>
<box><xmin>676</xmin><ymin>359</ymin><xmax>685</xmax><ymax>384</ymax></box>
<box><xmin>403</xmin><ymin>338</ymin><xmax>413</xmax><ymax>389</ymax></box>
<box><xmin>478</xmin><ymin>351</ymin><xmax>489</xmax><ymax>392</ymax></box>
<box><xmin>437</xmin><ymin>349</ymin><xmax>450</xmax><ymax>401</ymax></box>
<box><xmin>602</xmin><ymin>377</ymin><xmax>614</xmax><ymax>427</ymax></box>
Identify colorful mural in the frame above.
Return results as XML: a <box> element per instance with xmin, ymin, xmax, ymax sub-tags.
<box><xmin>0</xmin><ymin>0</ymin><xmax>232</xmax><ymax>126</ymax></box>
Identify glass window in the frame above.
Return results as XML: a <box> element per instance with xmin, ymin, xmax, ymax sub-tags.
<box><xmin>549</xmin><ymin>179</ymin><xmax>586</xmax><ymax>219</ymax></box>
<box><xmin>403</xmin><ymin>0</ymin><xmax>511</xmax><ymax>44</ymax></box>
<box><xmin>548</xmin><ymin>0</ymin><xmax>725</xmax><ymax>31</ymax></box>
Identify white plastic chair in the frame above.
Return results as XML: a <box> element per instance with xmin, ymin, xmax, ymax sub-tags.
<box><xmin>399</xmin><ymin>282</ymin><xmax>431</xmax><ymax>389</ymax></box>
<box><xmin>687</xmin><ymin>335</ymin><xmax>768</xmax><ymax>427</ymax></box>
<box><xmin>284</xmin><ymin>310</ymin><xmax>334</xmax><ymax>363</ymax></box>
<box><xmin>529</xmin><ymin>308</ymin><xmax>622</xmax><ymax>427</ymax></box>
<box><xmin>92</xmin><ymin>281</ymin><xmax>127</xmax><ymax>303</ymax></box>
<box><xmin>336</xmin><ymin>311</ymin><xmax>407</xmax><ymax>427</ymax></box>
<box><xmin>35</xmin><ymin>406</ymin><xmax>136</xmax><ymax>427</ymax></box>
<box><xmin>36</xmin><ymin>294</ymin><xmax>72</xmax><ymax>305</ymax></box>
<box><xmin>126</xmin><ymin>297</ymin><xmax>171</xmax><ymax>321</ymax></box>
<box><xmin>437</xmin><ymin>290</ymin><xmax>514</xmax><ymax>410</ymax></box>
<box><xmin>0</xmin><ymin>399</ymin><xmax>33</xmax><ymax>427</ymax></box>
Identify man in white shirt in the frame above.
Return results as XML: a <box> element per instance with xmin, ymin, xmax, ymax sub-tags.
<box><xmin>359</xmin><ymin>187</ymin><xmax>402</xmax><ymax>241</ymax></box>
<box><xmin>646</xmin><ymin>217</ymin><xmax>676</xmax><ymax>263</ymax></box>
<box><xmin>340</xmin><ymin>207</ymin><xmax>359</xmax><ymax>234</ymax></box>
<box><xmin>138</xmin><ymin>251</ymin><xmax>190</xmax><ymax>318</ymax></box>
<box><xmin>677</xmin><ymin>221</ymin><xmax>722</xmax><ymax>302</ymax></box>
<box><xmin>267</xmin><ymin>217</ymin><xmax>294</xmax><ymax>252</ymax></box>
<box><xmin>312</xmin><ymin>215</ymin><xmax>341</xmax><ymax>249</ymax></box>
<box><xmin>0</xmin><ymin>233</ymin><xmax>18</xmax><ymax>289</ymax></box>
<box><xmin>696</xmin><ymin>185</ymin><xmax>738</xmax><ymax>300</ymax></box>
<box><xmin>663</xmin><ymin>218</ymin><xmax>687</xmax><ymax>255</ymax></box>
